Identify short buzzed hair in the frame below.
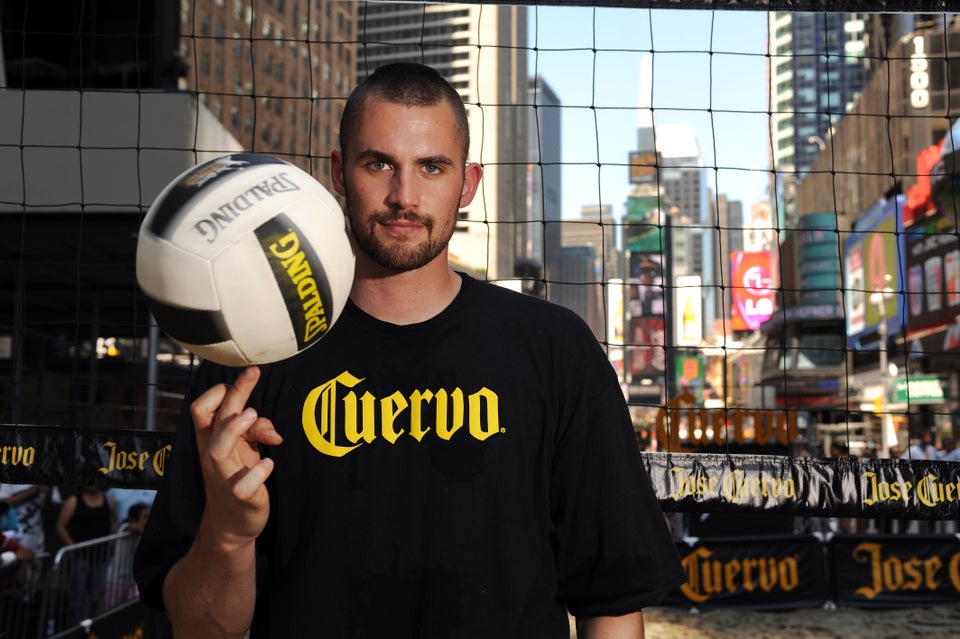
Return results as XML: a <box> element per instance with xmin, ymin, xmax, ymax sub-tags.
<box><xmin>338</xmin><ymin>62</ymin><xmax>470</xmax><ymax>161</ymax></box>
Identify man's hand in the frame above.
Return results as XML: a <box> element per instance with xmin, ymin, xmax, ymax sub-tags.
<box><xmin>192</xmin><ymin>365</ymin><xmax>283</xmax><ymax>549</ymax></box>
<box><xmin>164</xmin><ymin>365</ymin><xmax>283</xmax><ymax>639</ymax></box>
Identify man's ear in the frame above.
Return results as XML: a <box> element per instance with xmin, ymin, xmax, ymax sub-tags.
<box><xmin>331</xmin><ymin>148</ymin><xmax>347</xmax><ymax>197</ymax></box>
<box><xmin>459</xmin><ymin>162</ymin><xmax>483</xmax><ymax>208</ymax></box>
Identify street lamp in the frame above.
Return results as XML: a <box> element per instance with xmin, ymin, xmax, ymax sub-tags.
<box><xmin>870</xmin><ymin>279</ymin><xmax>897</xmax><ymax>458</ymax></box>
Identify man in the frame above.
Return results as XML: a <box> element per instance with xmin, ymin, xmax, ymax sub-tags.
<box><xmin>135</xmin><ymin>62</ymin><xmax>685</xmax><ymax>638</ymax></box>
<box><xmin>907</xmin><ymin>428</ymin><xmax>940</xmax><ymax>461</ymax></box>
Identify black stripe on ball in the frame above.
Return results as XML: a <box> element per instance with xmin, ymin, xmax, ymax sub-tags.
<box><xmin>150</xmin><ymin>154</ymin><xmax>289</xmax><ymax>238</ymax></box>
<box><xmin>255</xmin><ymin>213</ymin><xmax>335</xmax><ymax>349</ymax></box>
<box><xmin>142</xmin><ymin>293</ymin><xmax>230</xmax><ymax>346</ymax></box>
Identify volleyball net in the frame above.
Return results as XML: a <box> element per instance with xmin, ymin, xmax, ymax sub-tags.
<box><xmin>2</xmin><ymin>1</ymin><xmax>960</xmax><ymax>521</ymax></box>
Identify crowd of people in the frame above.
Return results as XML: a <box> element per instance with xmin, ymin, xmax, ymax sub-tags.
<box><xmin>821</xmin><ymin>427</ymin><xmax>959</xmax><ymax>535</ymax></box>
<box><xmin>0</xmin><ymin>482</ymin><xmax>155</xmax><ymax>626</ymax></box>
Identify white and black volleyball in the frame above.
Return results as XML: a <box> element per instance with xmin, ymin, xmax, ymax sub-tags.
<box><xmin>136</xmin><ymin>153</ymin><xmax>354</xmax><ymax>367</ymax></box>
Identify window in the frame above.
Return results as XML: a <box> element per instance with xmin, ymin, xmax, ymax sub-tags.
<box><xmin>795</xmin><ymin>334</ymin><xmax>844</xmax><ymax>369</ymax></box>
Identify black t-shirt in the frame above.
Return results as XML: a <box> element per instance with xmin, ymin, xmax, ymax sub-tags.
<box><xmin>68</xmin><ymin>492</ymin><xmax>113</xmax><ymax>543</ymax></box>
<box><xmin>135</xmin><ymin>274</ymin><xmax>685</xmax><ymax>637</ymax></box>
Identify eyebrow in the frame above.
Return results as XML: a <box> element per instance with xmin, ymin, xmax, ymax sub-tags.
<box><xmin>354</xmin><ymin>148</ymin><xmax>456</xmax><ymax>167</ymax></box>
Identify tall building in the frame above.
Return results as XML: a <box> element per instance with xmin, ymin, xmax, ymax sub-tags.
<box><xmin>784</xmin><ymin>12</ymin><xmax>960</xmax><ymax>452</ymax></box>
<box><xmin>713</xmin><ymin>194</ymin><xmax>744</xmax><ymax>333</ymax></box>
<box><xmin>768</xmin><ymin>12</ymin><xmax>870</xmax><ymax>224</ymax></box>
<box><xmin>549</xmin><ymin>204</ymin><xmax>618</xmax><ymax>341</ymax></box>
<box><xmin>555</xmin><ymin>246</ymin><xmax>605</xmax><ymax>342</ymax></box>
<box><xmin>634</xmin><ymin>55</ymin><xmax>717</xmax><ymax>343</ymax></box>
<box><xmin>526</xmin><ymin>75</ymin><xmax>563</xmax><ymax>295</ymax></box>
<box><xmin>356</xmin><ymin>2</ymin><xmax>529</xmax><ymax>281</ymax></box>
<box><xmin>655</xmin><ymin>123</ymin><xmax>715</xmax><ymax>342</ymax></box>
<box><xmin>563</xmin><ymin>205</ymin><xmax>620</xmax><ymax>282</ymax></box>
<box><xmin>178</xmin><ymin>0</ymin><xmax>357</xmax><ymax>191</ymax></box>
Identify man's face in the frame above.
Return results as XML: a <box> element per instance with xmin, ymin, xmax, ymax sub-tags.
<box><xmin>331</xmin><ymin>97</ymin><xmax>480</xmax><ymax>273</ymax></box>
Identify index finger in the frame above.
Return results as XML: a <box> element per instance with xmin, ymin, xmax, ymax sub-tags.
<box><xmin>217</xmin><ymin>366</ymin><xmax>261</xmax><ymax>421</ymax></box>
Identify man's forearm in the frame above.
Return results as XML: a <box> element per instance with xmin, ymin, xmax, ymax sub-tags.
<box><xmin>163</xmin><ymin>527</ymin><xmax>258</xmax><ymax>639</ymax></box>
<box><xmin>577</xmin><ymin>611</ymin><xmax>645</xmax><ymax>639</ymax></box>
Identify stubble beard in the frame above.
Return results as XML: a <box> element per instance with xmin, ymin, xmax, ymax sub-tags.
<box><xmin>347</xmin><ymin>208</ymin><xmax>454</xmax><ymax>272</ymax></box>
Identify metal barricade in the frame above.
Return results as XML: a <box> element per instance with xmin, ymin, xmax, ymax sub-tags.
<box><xmin>0</xmin><ymin>555</ymin><xmax>50</xmax><ymax>639</ymax></box>
<box><xmin>33</xmin><ymin>532</ymin><xmax>140</xmax><ymax>638</ymax></box>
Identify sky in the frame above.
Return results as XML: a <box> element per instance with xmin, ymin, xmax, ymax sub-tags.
<box><xmin>527</xmin><ymin>7</ymin><xmax>771</xmax><ymax>220</ymax></box>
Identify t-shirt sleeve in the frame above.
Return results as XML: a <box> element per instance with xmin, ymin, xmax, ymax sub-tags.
<box><xmin>134</xmin><ymin>363</ymin><xmax>241</xmax><ymax>610</ymax></box>
<box><xmin>549</xmin><ymin>329</ymin><xmax>687</xmax><ymax>618</ymax></box>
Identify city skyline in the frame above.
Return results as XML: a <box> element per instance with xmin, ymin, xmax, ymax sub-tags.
<box><xmin>529</xmin><ymin>7</ymin><xmax>770</xmax><ymax>220</ymax></box>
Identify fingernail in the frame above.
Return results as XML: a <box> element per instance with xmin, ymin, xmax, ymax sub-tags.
<box><xmin>240</xmin><ymin>407</ymin><xmax>257</xmax><ymax>421</ymax></box>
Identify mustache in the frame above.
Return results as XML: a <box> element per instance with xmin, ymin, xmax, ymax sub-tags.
<box><xmin>369</xmin><ymin>210</ymin><xmax>433</xmax><ymax>230</ymax></box>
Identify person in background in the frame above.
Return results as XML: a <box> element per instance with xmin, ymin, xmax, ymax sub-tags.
<box><xmin>56</xmin><ymin>486</ymin><xmax>117</xmax><ymax>547</ymax></box>
<box><xmin>0</xmin><ymin>529</ymin><xmax>35</xmax><ymax>589</ymax></box>
<box><xmin>135</xmin><ymin>62</ymin><xmax>685</xmax><ymax>638</ymax></box>
<box><xmin>0</xmin><ymin>483</ymin><xmax>50</xmax><ymax>554</ymax></box>
<box><xmin>830</xmin><ymin>441</ymin><xmax>850</xmax><ymax>459</ymax></box>
<box><xmin>0</xmin><ymin>500</ymin><xmax>19</xmax><ymax>536</ymax></box>
<box><xmin>935</xmin><ymin>438</ymin><xmax>958</xmax><ymax>533</ymax></box>
<box><xmin>56</xmin><ymin>485</ymin><xmax>118</xmax><ymax>623</ymax></box>
<box><xmin>105</xmin><ymin>502</ymin><xmax>150</xmax><ymax>609</ymax></box>
<box><xmin>907</xmin><ymin>428</ymin><xmax>940</xmax><ymax>461</ymax></box>
<box><xmin>939</xmin><ymin>437</ymin><xmax>960</xmax><ymax>462</ymax></box>
<box><xmin>41</xmin><ymin>485</ymin><xmax>66</xmax><ymax>556</ymax></box>
<box><xmin>109</xmin><ymin>488</ymin><xmax>156</xmax><ymax>530</ymax></box>
<box><xmin>906</xmin><ymin>429</ymin><xmax>940</xmax><ymax>534</ymax></box>
<box><xmin>829</xmin><ymin>442</ymin><xmax>857</xmax><ymax>533</ymax></box>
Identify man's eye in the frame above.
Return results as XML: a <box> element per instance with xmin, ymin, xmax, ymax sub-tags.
<box><xmin>369</xmin><ymin>161</ymin><xmax>390</xmax><ymax>171</ymax></box>
<box><xmin>423</xmin><ymin>164</ymin><xmax>440</xmax><ymax>174</ymax></box>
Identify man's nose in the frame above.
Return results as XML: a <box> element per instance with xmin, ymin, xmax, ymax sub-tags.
<box><xmin>386</xmin><ymin>167</ymin><xmax>418</xmax><ymax>209</ymax></box>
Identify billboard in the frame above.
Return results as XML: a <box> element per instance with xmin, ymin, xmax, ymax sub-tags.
<box><xmin>744</xmin><ymin>201</ymin><xmax>776</xmax><ymax>253</ymax></box>
<box><xmin>628</xmin><ymin>315</ymin><xmax>665</xmax><ymax>379</ymax></box>
<box><xmin>730</xmin><ymin>251</ymin><xmax>775</xmax><ymax>331</ymax></box>
<box><xmin>627</xmin><ymin>252</ymin><xmax>666</xmax><ymax>380</ymax></box>
<box><xmin>625</xmin><ymin>192</ymin><xmax>667</xmax><ymax>253</ymax></box>
<box><xmin>675</xmin><ymin>352</ymin><xmax>704</xmax><ymax>391</ymax></box>
<box><xmin>844</xmin><ymin>196</ymin><xmax>905</xmax><ymax>347</ymax></box>
<box><xmin>606</xmin><ymin>278</ymin><xmax>625</xmax><ymax>381</ymax></box>
<box><xmin>904</xmin><ymin>206</ymin><xmax>960</xmax><ymax>337</ymax></box>
<box><xmin>675</xmin><ymin>274</ymin><xmax>702</xmax><ymax>346</ymax></box>
<box><xmin>627</xmin><ymin>252</ymin><xmax>664</xmax><ymax>318</ymax></box>
<box><xmin>628</xmin><ymin>150</ymin><xmax>659</xmax><ymax>185</ymax></box>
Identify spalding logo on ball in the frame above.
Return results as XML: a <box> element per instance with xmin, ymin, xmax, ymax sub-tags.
<box><xmin>136</xmin><ymin>153</ymin><xmax>355</xmax><ymax>367</ymax></box>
